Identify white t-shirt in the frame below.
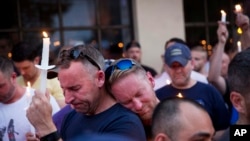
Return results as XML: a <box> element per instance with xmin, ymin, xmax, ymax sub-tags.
<box><xmin>0</xmin><ymin>88</ymin><xmax>60</xmax><ymax>141</ymax></box>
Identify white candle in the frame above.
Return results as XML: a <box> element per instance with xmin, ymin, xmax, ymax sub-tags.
<box><xmin>40</xmin><ymin>70</ymin><xmax>47</xmax><ymax>94</ymax></box>
<box><xmin>40</xmin><ymin>31</ymin><xmax>50</xmax><ymax>94</ymax></box>
<box><xmin>41</xmin><ymin>32</ymin><xmax>50</xmax><ymax>66</ymax></box>
<box><xmin>220</xmin><ymin>10</ymin><xmax>226</xmax><ymax>22</ymax></box>
<box><xmin>26</xmin><ymin>82</ymin><xmax>35</xmax><ymax>133</ymax></box>
<box><xmin>237</xmin><ymin>41</ymin><xmax>242</xmax><ymax>52</ymax></box>
<box><xmin>235</xmin><ymin>4</ymin><xmax>242</xmax><ymax>13</ymax></box>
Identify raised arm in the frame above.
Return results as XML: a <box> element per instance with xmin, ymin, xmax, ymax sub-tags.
<box><xmin>207</xmin><ymin>22</ymin><xmax>228</xmax><ymax>95</ymax></box>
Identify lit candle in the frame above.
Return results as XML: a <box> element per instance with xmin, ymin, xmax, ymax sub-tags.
<box><xmin>40</xmin><ymin>31</ymin><xmax>50</xmax><ymax>94</ymax></box>
<box><xmin>26</xmin><ymin>82</ymin><xmax>35</xmax><ymax>133</ymax></box>
<box><xmin>35</xmin><ymin>32</ymin><xmax>55</xmax><ymax>94</ymax></box>
<box><xmin>27</xmin><ymin>81</ymin><xmax>31</xmax><ymax>100</ymax></box>
<box><xmin>235</xmin><ymin>4</ymin><xmax>242</xmax><ymax>13</ymax></box>
<box><xmin>237</xmin><ymin>41</ymin><xmax>242</xmax><ymax>52</ymax></box>
<box><xmin>41</xmin><ymin>31</ymin><xmax>50</xmax><ymax>67</ymax></box>
<box><xmin>166</xmin><ymin>79</ymin><xmax>171</xmax><ymax>85</ymax></box>
<box><xmin>176</xmin><ymin>93</ymin><xmax>183</xmax><ymax>98</ymax></box>
<box><xmin>220</xmin><ymin>10</ymin><xmax>226</xmax><ymax>23</ymax></box>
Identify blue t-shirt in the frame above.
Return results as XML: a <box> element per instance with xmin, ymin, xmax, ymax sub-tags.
<box><xmin>156</xmin><ymin>81</ymin><xmax>230</xmax><ymax>131</ymax></box>
<box><xmin>60</xmin><ymin>103</ymin><xmax>146</xmax><ymax>141</ymax></box>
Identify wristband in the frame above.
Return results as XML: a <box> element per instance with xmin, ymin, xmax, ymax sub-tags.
<box><xmin>40</xmin><ymin>131</ymin><xmax>60</xmax><ymax>141</ymax></box>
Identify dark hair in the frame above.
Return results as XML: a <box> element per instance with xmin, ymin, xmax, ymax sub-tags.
<box><xmin>11</xmin><ymin>41</ymin><xmax>42</xmax><ymax>62</ymax></box>
<box><xmin>164</xmin><ymin>37</ymin><xmax>186</xmax><ymax>49</ymax></box>
<box><xmin>125</xmin><ymin>40</ymin><xmax>141</xmax><ymax>51</ymax></box>
<box><xmin>228</xmin><ymin>48</ymin><xmax>250</xmax><ymax>96</ymax></box>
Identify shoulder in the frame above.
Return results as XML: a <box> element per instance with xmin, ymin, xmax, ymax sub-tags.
<box><xmin>191</xmin><ymin>71</ymin><xmax>208</xmax><ymax>84</ymax></box>
<box><xmin>195</xmin><ymin>81</ymin><xmax>215</xmax><ymax>89</ymax></box>
<box><xmin>16</xmin><ymin>76</ymin><xmax>25</xmax><ymax>85</ymax></box>
<box><xmin>47</xmin><ymin>77</ymin><xmax>64</xmax><ymax>99</ymax></box>
<box><xmin>103</xmin><ymin>104</ymin><xmax>143</xmax><ymax>127</ymax></box>
<box><xmin>105</xmin><ymin>104</ymin><xmax>146</xmax><ymax>140</ymax></box>
<box><xmin>53</xmin><ymin>105</ymin><xmax>72</xmax><ymax>120</ymax></box>
<box><xmin>156</xmin><ymin>85</ymin><xmax>171</xmax><ymax>93</ymax></box>
<box><xmin>47</xmin><ymin>77</ymin><xmax>60</xmax><ymax>84</ymax></box>
<box><xmin>194</xmin><ymin>82</ymin><xmax>222</xmax><ymax>98</ymax></box>
<box><xmin>110</xmin><ymin>104</ymin><xmax>139</xmax><ymax>118</ymax></box>
<box><xmin>155</xmin><ymin>85</ymin><xmax>173</xmax><ymax>100</ymax></box>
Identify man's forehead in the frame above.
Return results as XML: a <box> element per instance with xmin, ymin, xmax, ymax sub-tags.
<box><xmin>127</xmin><ymin>47</ymin><xmax>141</xmax><ymax>51</ymax></box>
<box><xmin>14</xmin><ymin>60</ymin><xmax>33</xmax><ymax>67</ymax></box>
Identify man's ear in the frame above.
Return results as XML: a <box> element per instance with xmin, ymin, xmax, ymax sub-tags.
<box><xmin>34</xmin><ymin>56</ymin><xmax>41</xmax><ymax>65</ymax></box>
<box><xmin>146</xmin><ymin>71</ymin><xmax>155</xmax><ymax>88</ymax></box>
<box><xmin>96</xmin><ymin>70</ymin><xmax>105</xmax><ymax>87</ymax></box>
<box><xmin>231</xmin><ymin>91</ymin><xmax>245</xmax><ymax>114</ymax></box>
<box><xmin>154</xmin><ymin>133</ymin><xmax>171</xmax><ymax>141</ymax></box>
<box><xmin>10</xmin><ymin>72</ymin><xmax>17</xmax><ymax>83</ymax></box>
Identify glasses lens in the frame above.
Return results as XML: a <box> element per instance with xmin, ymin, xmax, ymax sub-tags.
<box><xmin>105</xmin><ymin>59</ymin><xmax>135</xmax><ymax>81</ymax></box>
<box><xmin>116</xmin><ymin>60</ymin><xmax>133</xmax><ymax>70</ymax></box>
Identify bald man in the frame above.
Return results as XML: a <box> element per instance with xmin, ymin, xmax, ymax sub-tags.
<box><xmin>152</xmin><ymin>97</ymin><xmax>215</xmax><ymax>141</ymax></box>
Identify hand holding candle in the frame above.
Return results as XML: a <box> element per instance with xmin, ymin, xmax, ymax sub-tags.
<box><xmin>220</xmin><ymin>10</ymin><xmax>227</xmax><ymax>23</ymax></box>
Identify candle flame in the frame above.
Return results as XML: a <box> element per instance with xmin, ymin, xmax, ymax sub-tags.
<box><xmin>220</xmin><ymin>10</ymin><xmax>226</xmax><ymax>16</ymax></box>
<box><xmin>237</xmin><ymin>41</ymin><xmax>242</xmax><ymax>52</ymax></box>
<box><xmin>237</xmin><ymin>41</ymin><xmax>241</xmax><ymax>47</ymax></box>
<box><xmin>177</xmin><ymin>93</ymin><xmax>183</xmax><ymax>98</ymax></box>
<box><xmin>27</xmin><ymin>81</ymin><xmax>31</xmax><ymax>88</ymax></box>
<box><xmin>42</xmin><ymin>31</ymin><xmax>48</xmax><ymax>38</ymax></box>
<box><xmin>166</xmin><ymin>79</ymin><xmax>171</xmax><ymax>85</ymax></box>
<box><xmin>27</xmin><ymin>81</ymin><xmax>31</xmax><ymax>97</ymax></box>
<box><xmin>235</xmin><ymin>4</ymin><xmax>242</xmax><ymax>12</ymax></box>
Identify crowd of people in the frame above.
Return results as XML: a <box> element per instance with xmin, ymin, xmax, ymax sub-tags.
<box><xmin>0</xmin><ymin>8</ymin><xmax>250</xmax><ymax>141</ymax></box>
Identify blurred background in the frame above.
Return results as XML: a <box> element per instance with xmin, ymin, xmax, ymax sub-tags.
<box><xmin>0</xmin><ymin>0</ymin><xmax>247</xmax><ymax>73</ymax></box>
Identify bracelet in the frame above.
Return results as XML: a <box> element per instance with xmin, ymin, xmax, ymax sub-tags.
<box><xmin>40</xmin><ymin>131</ymin><xmax>60</xmax><ymax>141</ymax></box>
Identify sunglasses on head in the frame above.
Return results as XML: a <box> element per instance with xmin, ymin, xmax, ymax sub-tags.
<box><xmin>105</xmin><ymin>59</ymin><xmax>136</xmax><ymax>80</ymax></box>
<box><xmin>60</xmin><ymin>47</ymin><xmax>101</xmax><ymax>70</ymax></box>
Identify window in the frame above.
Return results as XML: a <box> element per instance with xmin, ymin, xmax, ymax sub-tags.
<box><xmin>0</xmin><ymin>0</ymin><xmax>133</xmax><ymax>63</ymax></box>
<box><xmin>184</xmin><ymin>0</ymin><xmax>246</xmax><ymax>56</ymax></box>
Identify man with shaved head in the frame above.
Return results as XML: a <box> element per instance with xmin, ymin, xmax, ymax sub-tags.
<box><xmin>152</xmin><ymin>97</ymin><xmax>215</xmax><ymax>141</ymax></box>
